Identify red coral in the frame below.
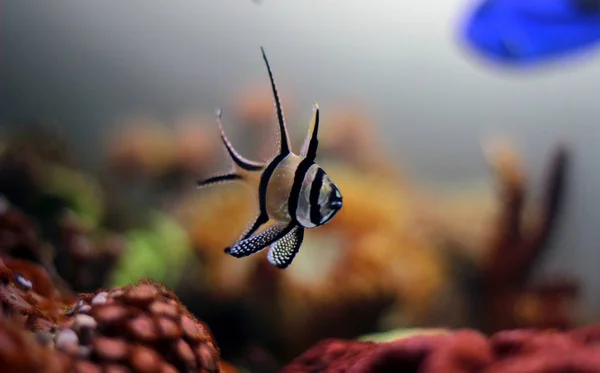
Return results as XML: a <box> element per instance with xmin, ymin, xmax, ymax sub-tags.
<box><xmin>283</xmin><ymin>326</ymin><xmax>600</xmax><ymax>373</ymax></box>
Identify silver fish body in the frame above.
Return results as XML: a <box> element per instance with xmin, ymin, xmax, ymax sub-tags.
<box><xmin>197</xmin><ymin>47</ymin><xmax>343</xmax><ymax>268</ymax></box>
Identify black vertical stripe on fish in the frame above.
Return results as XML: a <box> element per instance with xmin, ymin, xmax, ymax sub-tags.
<box><xmin>305</xmin><ymin>107</ymin><xmax>320</xmax><ymax>162</ymax></box>
<box><xmin>221</xmin><ymin>134</ymin><xmax>265</xmax><ymax>171</ymax></box>
<box><xmin>239</xmin><ymin>152</ymin><xmax>289</xmax><ymax>241</ymax></box>
<box><xmin>261</xmin><ymin>47</ymin><xmax>290</xmax><ymax>156</ymax></box>
<box><xmin>225</xmin><ymin>222</ymin><xmax>295</xmax><ymax>258</ymax></box>
<box><xmin>288</xmin><ymin>158</ymin><xmax>315</xmax><ymax>224</ymax></box>
<box><xmin>197</xmin><ymin>173</ymin><xmax>242</xmax><ymax>188</ymax></box>
<box><xmin>310</xmin><ymin>168</ymin><xmax>325</xmax><ymax>225</ymax></box>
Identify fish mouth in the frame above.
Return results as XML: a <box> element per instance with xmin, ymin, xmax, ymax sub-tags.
<box><xmin>329</xmin><ymin>200</ymin><xmax>343</xmax><ymax>209</ymax></box>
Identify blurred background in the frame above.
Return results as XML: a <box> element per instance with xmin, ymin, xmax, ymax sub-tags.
<box><xmin>1</xmin><ymin>0</ymin><xmax>600</xmax><ymax>370</ymax></box>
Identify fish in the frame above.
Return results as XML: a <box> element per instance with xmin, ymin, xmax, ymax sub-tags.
<box><xmin>461</xmin><ymin>0</ymin><xmax>600</xmax><ymax>66</ymax></box>
<box><xmin>197</xmin><ymin>47</ymin><xmax>343</xmax><ymax>269</ymax></box>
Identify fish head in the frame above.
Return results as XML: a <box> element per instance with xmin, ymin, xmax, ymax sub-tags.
<box><xmin>315</xmin><ymin>170</ymin><xmax>343</xmax><ymax>226</ymax></box>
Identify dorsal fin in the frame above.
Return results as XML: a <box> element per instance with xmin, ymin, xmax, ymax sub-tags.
<box><xmin>300</xmin><ymin>102</ymin><xmax>320</xmax><ymax>161</ymax></box>
<box><xmin>261</xmin><ymin>47</ymin><xmax>291</xmax><ymax>156</ymax></box>
<box><xmin>196</xmin><ymin>109</ymin><xmax>265</xmax><ymax>189</ymax></box>
<box><xmin>216</xmin><ymin>109</ymin><xmax>265</xmax><ymax>172</ymax></box>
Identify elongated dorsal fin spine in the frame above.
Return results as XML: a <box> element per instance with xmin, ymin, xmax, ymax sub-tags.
<box><xmin>261</xmin><ymin>47</ymin><xmax>291</xmax><ymax>156</ymax></box>
<box><xmin>216</xmin><ymin>109</ymin><xmax>265</xmax><ymax>172</ymax></box>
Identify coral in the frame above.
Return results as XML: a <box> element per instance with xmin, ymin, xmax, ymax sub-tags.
<box><xmin>107</xmin><ymin>117</ymin><xmax>177</xmax><ymax>178</ymax></box>
<box><xmin>106</xmin><ymin>114</ymin><xmax>219</xmax><ymax>181</ymax></box>
<box><xmin>318</xmin><ymin>106</ymin><xmax>395</xmax><ymax>176</ymax></box>
<box><xmin>173</xmin><ymin>185</ymin><xmax>261</xmax><ymax>300</ymax></box>
<box><xmin>175</xmin><ymin>159</ymin><xmax>449</xmax><ymax>361</ymax></box>
<box><xmin>282</xmin><ymin>330</ymin><xmax>492</xmax><ymax>373</ymax></box>
<box><xmin>52</xmin><ymin>279</ymin><xmax>222</xmax><ymax>373</ymax></box>
<box><xmin>0</xmin><ymin>197</ymin><xmax>47</xmax><ymax>264</ymax></box>
<box><xmin>283</xmin><ymin>326</ymin><xmax>600</xmax><ymax>373</ymax></box>
<box><xmin>57</xmin><ymin>211</ymin><xmax>126</xmax><ymax>293</ymax></box>
<box><xmin>42</xmin><ymin>164</ymin><xmax>105</xmax><ymax>229</ymax></box>
<box><xmin>0</xmin><ymin>133</ymin><xmax>126</xmax><ymax>293</ymax></box>
<box><xmin>0</xmin><ymin>314</ymin><xmax>70</xmax><ymax>373</ymax></box>
<box><xmin>271</xmin><ymin>163</ymin><xmax>447</xmax><ymax>357</ymax></box>
<box><xmin>0</xmin><ymin>260</ymin><xmax>224</xmax><ymax>373</ymax></box>
<box><xmin>109</xmin><ymin>212</ymin><xmax>192</xmax><ymax>289</ymax></box>
<box><xmin>418</xmin><ymin>139</ymin><xmax>574</xmax><ymax>332</ymax></box>
<box><xmin>173</xmin><ymin>114</ymin><xmax>220</xmax><ymax>177</ymax></box>
<box><xmin>474</xmin><ymin>141</ymin><xmax>572</xmax><ymax>332</ymax></box>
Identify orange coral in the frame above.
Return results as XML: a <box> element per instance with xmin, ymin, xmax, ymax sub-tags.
<box><xmin>107</xmin><ymin>117</ymin><xmax>177</xmax><ymax>177</ymax></box>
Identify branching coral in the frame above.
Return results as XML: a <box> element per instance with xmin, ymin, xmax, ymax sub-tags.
<box><xmin>474</xmin><ymin>141</ymin><xmax>572</xmax><ymax>332</ymax></box>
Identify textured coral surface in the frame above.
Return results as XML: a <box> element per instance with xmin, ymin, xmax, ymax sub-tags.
<box><xmin>0</xmin><ymin>255</ymin><xmax>223</xmax><ymax>373</ymax></box>
<box><xmin>282</xmin><ymin>327</ymin><xmax>600</xmax><ymax>373</ymax></box>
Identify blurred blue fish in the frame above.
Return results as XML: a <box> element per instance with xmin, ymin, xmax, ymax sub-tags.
<box><xmin>462</xmin><ymin>0</ymin><xmax>600</xmax><ymax>65</ymax></box>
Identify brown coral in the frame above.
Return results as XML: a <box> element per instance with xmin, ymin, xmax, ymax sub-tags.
<box><xmin>54</xmin><ymin>279</ymin><xmax>222</xmax><ymax>373</ymax></box>
<box><xmin>0</xmin><ymin>314</ymin><xmax>70</xmax><ymax>373</ymax></box>
<box><xmin>476</xmin><ymin>141</ymin><xmax>572</xmax><ymax>332</ymax></box>
<box><xmin>0</xmin><ymin>254</ymin><xmax>223</xmax><ymax>373</ymax></box>
<box><xmin>57</xmin><ymin>211</ymin><xmax>125</xmax><ymax>293</ymax></box>
<box><xmin>0</xmin><ymin>256</ymin><xmax>71</xmax><ymax>330</ymax></box>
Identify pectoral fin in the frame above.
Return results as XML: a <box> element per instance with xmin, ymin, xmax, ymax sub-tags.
<box><xmin>225</xmin><ymin>222</ymin><xmax>293</xmax><ymax>258</ymax></box>
<box><xmin>237</xmin><ymin>211</ymin><xmax>269</xmax><ymax>242</ymax></box>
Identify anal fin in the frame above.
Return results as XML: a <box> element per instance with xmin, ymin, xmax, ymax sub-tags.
<box><xmin>267</xmin><ymin>225</ymin><xmax>304</xmax><ymax>269</ymax></box>
<box><xmin>225</xmin><ymin>222</ymin><xmax>293</xmax><ymax>258</ymax></box>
